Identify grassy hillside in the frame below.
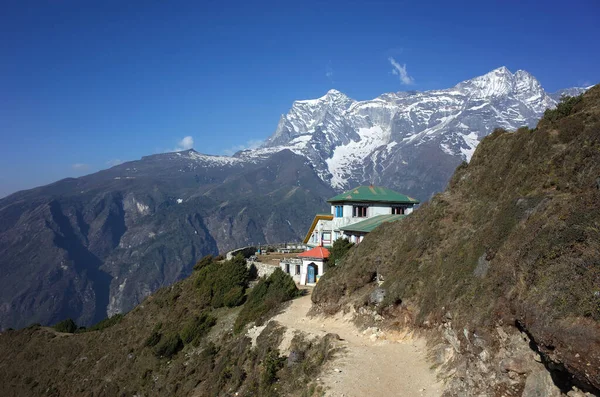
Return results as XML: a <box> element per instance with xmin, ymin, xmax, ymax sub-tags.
<box><xmin>313</xmin><ymin>86</ymin><xmax>600</xmax><ymax>392</ymax></box>
<box><xmin>0</xmin><ymin>256</ymin><xmax>335</xmax><ymax>397</ymax></box>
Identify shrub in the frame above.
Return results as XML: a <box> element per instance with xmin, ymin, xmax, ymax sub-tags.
<box><xmin>195</xmin><ymin>254</ymin><xmax>249</xmax><ymax>309</ymax></box>
<box><xmin>262</xmin><ymin>348</ymin><xmax>285</xmax><ymax>385</ymax></box>
<box><xmin>223</xmin><ymin>286</ymin><xmax>245</xmax><ymax>307</ymax></box>
<box><xmin>543</xmin><ymin>94</ymin><xmax>583</xmax><ymax>122</ymax></box>
<box><xmin>193</xmin><ymin>255</ymin><xmax>214</xmax><ymax>271</ymax></box>
<box><xmin>144</xmin><ymin>331</ymin><xmax>162</xmax><ymax>348</ymax></box>
<box><xmin>144</xmin><ymin>322</ymin><xmax>163</xmax><ymax>347</ymax></box>
<box><xmin>234</xmin><ymin>268</ymin><xmax>299</xmax><ymax>332</ymax></box>
<box><xmin>53</xmin><ymin>318</ymin><xmax>77</xmax><ymax>333</ymax></box>
<box><xmin>86</xmin><ymin>314</ymin><xmax>124</xmax><ymax>332</ymax></box>
<box><xmin>329</xmin><ymin>238</ymin><xmax>354</xmax><ymax>267</ymax></box>
<box><xmin>180</xmin><ymin>312</ymin><xmax>217</xmax><ymax>346</ymax></box>
<box><xmin>153</xmin><ymin>333</ymin><xmax>183</xmax><ymax>358</ymax></box>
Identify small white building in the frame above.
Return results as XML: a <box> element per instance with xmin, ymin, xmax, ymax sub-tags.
<box><xmin>303</xmin><ymin>185</ymin><xmax>419</xmax><ymax>248</ymax></box>
<box><xmin>280</xmin><ymin>246</ymin><xmax>329</xmax><ymax>286</ymax></box>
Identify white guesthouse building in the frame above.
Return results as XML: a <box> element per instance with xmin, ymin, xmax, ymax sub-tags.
<box><xmin>303</xmin><ymin>185</ymin><xmax>420</xmax><ymax>247</ymax></box>
<box><xmin>280</xmin><ymin>185</ymin><xmax>419</xmax><ymax>285</ymax></box>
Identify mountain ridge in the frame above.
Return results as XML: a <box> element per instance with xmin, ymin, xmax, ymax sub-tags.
<box><xmin>254</xmin><ymin>66</ymin><xmax>590</xmax><ymax>199</ymax></box>
<box><xmin>0</xmin><ymin>67</ymin><xmax>592</xmax><ymax>330</ymax></box>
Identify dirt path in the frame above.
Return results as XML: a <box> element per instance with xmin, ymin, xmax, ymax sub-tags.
<box><xmin>272</xmin><ymin>292</ymin><xmax>443</xmax><ymax>397</ymax></box>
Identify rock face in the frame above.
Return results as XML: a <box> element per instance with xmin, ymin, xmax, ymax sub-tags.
<box><xmin>0</xmin><ymin>150</ymin><xmax>335</xmax><ymax>329</ymax></box>
<box><xmin>255</xmin><ymin>67</ymin><xmax>589</xmax><ymax>201</ymax></box>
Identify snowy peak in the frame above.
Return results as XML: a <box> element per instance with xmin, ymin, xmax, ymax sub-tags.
<box><xmin>456</xmin><ymin>66</ymin><xmax>522</xmax><ymax>98</ymax></box>
<box><xmin>262</xmin><ymin>89</ymin><xmax>356</xmax><ymax>148</ymax></box>
<box><xmin>550</xmin><ymin>86</ymin><xmax>591</xmax><ymax>101</ymax></box>
<box><xmin>256</xmin><ymin>67</ymin><xmax>590</xmax><ymax>199</ymax></box>
<box><xmin>293</xmin><ymin>88</ymin><xmax>353</xmax><ymax>107</ymax></box>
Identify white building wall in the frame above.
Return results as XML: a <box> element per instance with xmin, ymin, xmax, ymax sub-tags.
<box><xmin>368</xmin><ymin>204</ymin><xmax>392</xmax><ymax>217</ymax></box>
<box><xmin>299</xmin><ymin>258</ymin><xmax>325</xmax><ymax>286</ymax></box>
<box><xmin>343</xmin><ymin>205</ymin><xmax>353</xmax><ymax>218</ymax></box>
<box><xmin>324</xmin><ymin>201</ymin><xmax>416</xmax><ymax>245</ymax></box>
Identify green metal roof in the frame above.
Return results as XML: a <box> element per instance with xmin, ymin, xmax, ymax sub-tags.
<box><xmin>327</xmin><ymin>186</ymin><xmax>420</xmax><ymax>204</ymax></box>
<box><xmin>339</xmin><ymin>214</ymin><xmax>406</xmax><ymax>233</ymax></box>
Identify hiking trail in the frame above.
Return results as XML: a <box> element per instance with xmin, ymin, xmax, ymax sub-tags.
<box><xmin>270</xmin><ymin>292</ymin><xmax>443</xmax><ymax>397</ymax></box>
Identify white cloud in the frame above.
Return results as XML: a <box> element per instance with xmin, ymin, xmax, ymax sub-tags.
<box><xmin>106</xmin><ymin>159</ymin><xmax>124</xmax><ymax>167</ymax></box>
<box><xmin>388</xmin><ymin>57</ymin><xmax>414</xmax><ymax>85</ymax></box>
<box><xmin>326</xmin><ymin>61</ymin><xmax>334</xmax><ymax>82</ymax></box>
<box><xmin>177</xmin><ymin>136</ymin><xmax>194</xmax><ymax>150</ymax></box>
<box><xmin>72</xmin><ymin>163</ymin><xmax>89</xmax><ymax>171</ymax></box>
<box><xmin>222</xmin><ymin>139</ymin><xmax>264</xmax><ymax>156</ymax></box>
<box><xmin>168</xmin><ymin>136</ymin><xmax>195</xmax><ymax>152</ymax></box>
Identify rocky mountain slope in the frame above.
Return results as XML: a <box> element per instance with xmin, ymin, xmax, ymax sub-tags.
<box><xmin>256</xmin><ymin>67</ymin><xmax>590</xmax><ymax>200</ymax></box>
<box><xmin>0</xmin><ymin>257</ymin><xmax>339</xmax><ymax>397</ymax></box>
<box><xmin>312</xmin><ymin>87</ymin><xmax>600</xmax><ymax>395</ymax></box>
<box><xmin>0</xmin><ymin>150</ymin><xmax>334</xmax><ymax>329</ymax></box>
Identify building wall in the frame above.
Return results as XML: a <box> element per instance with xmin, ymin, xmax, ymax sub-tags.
<box><xmin>368</xmin><ymin>204</ymin><xmax>393</xmax><ymax>217</ymax></box>
<box><xmin>280</xmin><ymin>260</ymin><xmax>302</xmax><ymax>283</ymax></box>
<box><xmin>313</xmin><ymin>201</ymin><xmax>416</xmax><ymax>247</ymax></box>
<box><xmin>344</xmin><ymin>232</ymin><xmax>366</xmax><ymax>244</ymax></box>
<box><xmin>300</xmin><ymin>258</ymin><xmax>325</xmax><ymax>286</ymax></box>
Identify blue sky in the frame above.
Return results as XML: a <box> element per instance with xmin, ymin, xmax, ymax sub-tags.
<box><xmin>1</xmin><ymin>0</ymin><xmax>599</xmax><ymax>197</ymax></box>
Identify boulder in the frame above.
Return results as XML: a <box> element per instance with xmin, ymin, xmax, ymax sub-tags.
<box><xmin>522</xmin><ymin>369</ymin><xmax>562</xmax><ymax>397</ymax></box>
<box><xmin>369</xmin><ymin>288</ymin><xmax>386</xmax><ymax>305</ymax></box>
<box><xmin>500</xmin><ymin>356</ymin><xmax>533</xmax><ymax>374</ymax></box>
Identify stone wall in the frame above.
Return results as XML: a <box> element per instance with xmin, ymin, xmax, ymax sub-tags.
<box><xmin>248</xmin><ymin>261</ymin><xmax>278</xmax><ymax>278</ymax></box>
<box><xmin>226</xmin><ymin>246</ymin><xmax>257</xmax><ymax>260</ymax></box>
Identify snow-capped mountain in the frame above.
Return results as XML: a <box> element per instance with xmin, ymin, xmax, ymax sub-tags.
<box><xmin>240</xmin><ymin>67</ymin><xmax>590</xmax><ymax>200</ymax></box>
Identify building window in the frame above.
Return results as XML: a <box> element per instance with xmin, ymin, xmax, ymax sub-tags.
<box><xmin>322</xmin><ymin>232</ymin><xmax>331</xmax><ymax>242</ymax></box>
<box><xmin>295</xmin><ymin>264</ymin><xmax>301</xmax><ymax>275</ymax></box>
<box><xmin>353</xmin><ymin>205</ymin><xmax>367</xmax><ymax>217</ymax></box>
<box><xmin>392</xmin><ymin>207</ymin><xmax>405</xmax><ymax>215</ymax></box>
<box><xmin>335</xmin><ymin>205</ymin><xmax>343</xmax><ymax>217</ymax></box>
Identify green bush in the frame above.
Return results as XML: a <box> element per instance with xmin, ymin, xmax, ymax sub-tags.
<box><xmin>195</xmin><ymin>254</ymin><xmax>249</xmax><ymax>309</ymax></box>
<box><xmin>144</xmin><ymin>331</ymin><xmax>162</xmax><ymax>348</ymax></box>
<box><xmin>86</xmin><ymin>314</ymin><xmax>124</xmax><ymax>332</ymax></box>
<box><xmin>53</xmin><ymin>318</ymin><xmax>77</xmax><ymax>333</ymax></box>
<box><xmin>329</xmin><ymin>238</ymin><xmax>354</xmax><ymax>267</ymax></box>
<box><xmin>193</xmin><ymin>255</ymin><xmax>214</xmax><ymax>271</ymax></box>
<box><xmin>180</xmin><ymin>312</ymin><xmax>217</xmax><ymax>346</ymax></box>
<box><xmin>234</xmin><ymin>268</ymin><xmax>299</xmax><ymax>332</ymax></box>
<box><xmin>223</xmin><ymin>286</ymin><xmax>245</xmax><ymax>307</ymax></box>
<box><xmin>543</xmin><ymin>94</ymin><xmax>583</xmax><ymax>122</ymax></box>
<box><xmin>262</xmin><ymin>348</ymin><xmax>285</xmax><ymax>385</ymax></box>
<box><xmin>153</xmin><ymin>333</ymin><xmax>183</xmax><ymax>358</ymax></box>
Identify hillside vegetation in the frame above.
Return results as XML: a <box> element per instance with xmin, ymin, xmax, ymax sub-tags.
<box><xmin>313</xmin><ymin>87</ymin><xmax>600</xmax><ymax>393</ymax></box>
<box><xmin>0</xmin><ymin>256</ymin><xmax>335</xmax><ymax>396</ymax></box>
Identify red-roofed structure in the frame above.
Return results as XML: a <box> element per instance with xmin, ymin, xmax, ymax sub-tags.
<box><xmin>279</xmin><ymin>246</ymin><xmax>331</xmax><ymax>286</ymax></box>
<box><xmin>297</xmin><ymin>246</ymin><xmax>330</xmax><ymax>259</ymax></box>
